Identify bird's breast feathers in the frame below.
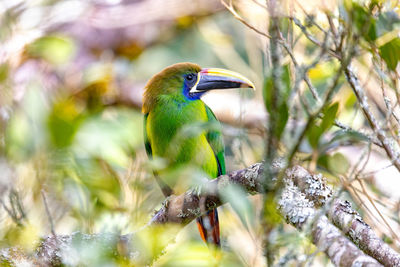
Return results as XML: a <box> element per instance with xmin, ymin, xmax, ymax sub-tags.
<box><xmin>146</xmin><ymin>99</ymin><xmax>219</xmax><ymax>178</ymax></box>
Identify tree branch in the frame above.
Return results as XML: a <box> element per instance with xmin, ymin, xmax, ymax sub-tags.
<box><xmin>1</xmin><ymin>163</ymin><xmax>398</xmax><ymax>266</ymax></box>
<box><xmin>328</xmin><ymin>199</ymin><xmax>400</xmax><ymax>267</ymax></box>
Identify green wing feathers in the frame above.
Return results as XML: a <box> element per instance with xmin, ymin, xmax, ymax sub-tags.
<box><xmin>144</xmin><ymin>113</ymin><xmax>173</xmax><ymax>196</ymax></box>
<box><xmin>204</xmin><ymin>105</ymin><xmax>226</xmax><ymax>176</ymax></box>
<box><xmin>143</xmin><ymin>113</ymin><xmax>152</xmax><ymax>158</ymax></box>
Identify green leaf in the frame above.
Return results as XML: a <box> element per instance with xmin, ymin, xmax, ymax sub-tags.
<box><xmin>379</xmin><ymin>38</ymin><xmax>400</xmax><ymax>71</ymax></box>
<box><xmin>263</xmin><ymin>64</ymin><xmax>291</xmax><ymax>139</ymax></box>
<box><xmin>330</xmin><ymin>129</ymin><xmax>369</xmax><ymax>144</ymax></box>
<box><xmin>307</xmin><ymin>102</ymin><xmax>338</xmax><ymax>149</ymax></box>
<box><xmin>317</xmin><ymin>154</ymin><xmax>329</xmax><ymax>170</ymax></box>
<box><xmin>317</xmin><ymin>153</ymin><xmax>349</xmax><ymax>174</ymax></box>
<box><xmin>307</xmin><ymin>124</ymin><xmax>323</xmax><ymax>149</ymax></box>
<box><xmin>263</xmin><ymin>64</ymin><xmax>291</xmax><ymax>112</ymax></box>
<box><xmin>276</xmin><ymin>102</ymin><xmax>289</xmax><ymax>139</ymax></box>
<box><xmin>317</xmin><ymin>129</ymin><xmax>371</xmax><ymax>155</ymax></box>
<box><xmin>282</xmin><ymin>64</ymin><xmax>291</xmax><ymax>101</ymax></box>
<box><xmin>263</xmin><ymin>76</ymin><xmax>273</xmax><ymax>113</ymax></box>
<box><xmin>321</xmin><ymin>102</ymin><xmax>339</xmax><ymax>131</ymax></box>
<box><xmin>349</xmin><ymin>2</ymin><xmax>377</xmax><ymax>41</ymax></box>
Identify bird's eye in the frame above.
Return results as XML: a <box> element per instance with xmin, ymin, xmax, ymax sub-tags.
<box><xmin>186</xmin><ymin>74</ymin><xmax>194</xmax><ymax>81</ymax></box>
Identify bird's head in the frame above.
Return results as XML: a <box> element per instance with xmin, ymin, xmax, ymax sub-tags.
<box><xmin>142</xmin><ymin>62</ymin><xmax>255</xmax><ymax>113</ymax></box>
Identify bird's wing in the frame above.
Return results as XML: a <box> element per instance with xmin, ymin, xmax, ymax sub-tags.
<box><xmin>204</xmin><ymin>105</ymin><xmax>226</xmax><ymax>176</ymax></box>
<box><xmin>144</xmin><ymin>113</ymin><xmax>173</xmax><ymax>196</ymax></box>
<box><xmin>143</xmin><ymin>113</ymin><xmax>153</xmax><ymax>158</ymax></box>
<box><xmin>200</xmin><ymin>105</ymin><xmax>223</xmax><ymax>247</ymax></box>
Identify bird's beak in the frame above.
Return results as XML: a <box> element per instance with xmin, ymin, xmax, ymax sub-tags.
<box><xmin>190</xmin><ymin>68</ymin><xmax>255</xmax><ymax>94</ymax></box>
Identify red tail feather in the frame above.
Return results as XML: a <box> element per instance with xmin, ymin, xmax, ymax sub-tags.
<box><xmin>196</xmin><ymin>209</ymin><xmax>220</xmax><ymax>246</ymax></box>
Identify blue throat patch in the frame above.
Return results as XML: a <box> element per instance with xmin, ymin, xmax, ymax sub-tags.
<box><xmin>182</xmin><ymin>81</ymin><xmax>205</xmax><ymax>101</ymax></box>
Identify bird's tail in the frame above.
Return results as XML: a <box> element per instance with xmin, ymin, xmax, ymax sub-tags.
<box><xmin>196</xmin><ymin>208</ymin><xmax>220</xmax><ymax>247</ymax></box>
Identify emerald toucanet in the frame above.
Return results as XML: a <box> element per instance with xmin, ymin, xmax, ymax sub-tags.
<box><xmin>142</xmin><ymin>62</ymin><xmax>254</xmax><ymax>246</ymax></box>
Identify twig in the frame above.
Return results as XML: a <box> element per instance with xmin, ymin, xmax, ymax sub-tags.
<box><xmin>326</xmin><ymin>13</ymin><xmax>338</xmax><ymax>46</ymax></box>
<box><xmin>344</xmin><ymin>65</ymin><xmax>400</xmax><ymax>173</ymax></box>
<box><xmin>291</xmin><ymin>17</ymin><xmax>341</xmax><ymax>60</ymax></box>
<box><xmin>220</xmin><ymin>0</ymin><xmax>272</xmax><ymax>39</ymax></box>
<box><xmin>281</xmin><ymin>36</ymin><xmax>322</xmax><ymax>105</ymax></box>
<box><xmin>294</xmin><ymin>0</ymin><xmax>329</xmax><ymax>35</ymax></box>
<box><xmin>356</xmin><ymin>177</ymin><xmax>400</xmax><ymax>243</ymax></box>
<box><xmin>1</xmin><ymin>190</ymin><xmax>26</xmax><ymax>226</ymax></box>
<box><xmin>376</xmin><ymin>56</ymin><xmax>400</xmax><ymax>130</ymax></box>
<box><xmin>332</xmin><ymin>119</ymin><xmax>382</xmax><ymax>147</ymax></box>
<box><xmin>41</xmin><ymin>189</ymin><xmax>57</xmax><ymax>238</ymax></box>
<box><xmin>287</xmin><ymin>62</ymin><xmax>343</xmax><ymax>165</ymax></box>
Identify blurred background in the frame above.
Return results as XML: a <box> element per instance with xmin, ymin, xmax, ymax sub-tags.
<box><xmin>0</xmin><ymin>0</ymin><xmax>267</xmax><ymax>265</ymax></box>
<box><xmin>0</xmin><ymin>0</ymin><xmax>399</xmax><ymax>266</ymax></box>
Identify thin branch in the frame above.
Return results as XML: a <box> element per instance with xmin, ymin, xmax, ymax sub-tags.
<box><xmin>356</xmin><ymin>177</ymin><xmax>400</xmax><ymax>243</ymax></box>
<box><xmin>221</xmin><ymin>0</ymin><xmax>341</xmax><ymax>63</ymax></box>
<box><xmin>326</xmin><ymin>13</ymin><xmax>339</xmax><ymax>46</ymax></box>
<box><xmin>281</xmin><ymin>35</ymin><xmax>322</xmax><ymax>105</ymax></box>
<box><xmin>221</xmin><ymin>0</ymin><xmax>272</xmax><ymax>39</ymax></box>
<box><xmin>294</xmin><ymin>0</ymin><xmax>329</xmax><ymax>35</ymax></box>
<box><xmin>287</xmin><ymin>63</ymin><xmax>343</xmax><ymax>165</ymax></box>
<box><xmin>41</xmin><ymin>190</ymin><xmax>57</xmax><ymax>238</ymax></box>
<box><xmin>332</xmin><ymin>119</ymin><xmax>382</xmax><ymax>147</ymax></box>
<box><xmin>344</xmin><ymin>65</ymin><xmax>400</xmax><ymax>173</ymax></box>
<box><xmin>291</xmin><ymin>17</ymin><xmax>341</xmax><ymax>60</ymax></box>
<box><xmin>1</xmin><ymin>190</ymin><xmax>26</xmax><ymax>226</ymax></box>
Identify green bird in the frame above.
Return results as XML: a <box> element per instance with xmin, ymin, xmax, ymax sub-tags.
<box><xmin>143</xmin><ymin>62</ymin><xmax>254</xmax><ymax>246</ymax></box>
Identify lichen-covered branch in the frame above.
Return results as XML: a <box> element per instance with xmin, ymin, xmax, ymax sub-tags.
<box><xmin>150</xmin><ymin>162</ymin><xmax>263</xmax><ymax>225</ymax></box>
<box><xmin>279</xmin><ymin>167</ymin><xmax>381</xmax><ymax>266</ymax></box>
<box><xmin>328</xmin><ymin>199</ymin><xmax>400</xmax><ymax>267</ymax></box>
<box><xmin>312</xmin><ymin>216</ymin><xmax>380</xmax><ymax>266</ymax></box>
<box><xmin>1</xmin><ymin>163</ymin><xmax>398</xmax><ymax>266</ymax></box>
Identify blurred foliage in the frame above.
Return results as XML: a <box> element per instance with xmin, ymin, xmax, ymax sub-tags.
<box><xmin>0</xmin><ymin>1</ymin><xmax>267</xmax><ymax>266</ymax></box>
<box><xmin>27</xmin><ymin>35</ymin><xmax>76</xmax><ymax>65</ymax></box>
<box><xmin>0</xmin><ymin>0</ymin><xmax>399</xmax><ymax>266</ymax></box>
<box><xmin>379</xmin><ymin>38</ymin><xmax>400</xmax><ymax>70</ymax></box>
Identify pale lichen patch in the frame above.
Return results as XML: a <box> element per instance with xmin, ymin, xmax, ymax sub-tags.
<box><xmin>278</xmin><ymin>182</ymin><xmax>315</xmax><ymax>227</ymax></box>
<box><xmin>176</xmin><ymin>209</ymin><xmax>186</xmax><ymax>218</ymax></box>
<box><xmin>286</xmin><ymin>166</ymin><xmax>332</xmax><ymax>207</ymax></box>
<box><xmin>243</xmin><ymin>163</ymin><xmax>261</xmax><ymax>193</ymax></box>
<box><xmin>187</xmin><ymin>208</ymin><xmax>201</xmax><ymax>217</ymax></box>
